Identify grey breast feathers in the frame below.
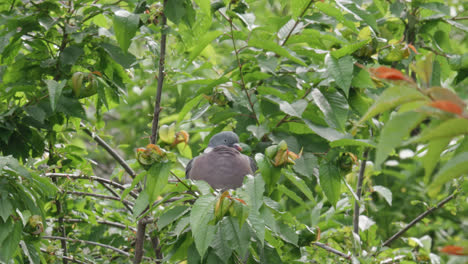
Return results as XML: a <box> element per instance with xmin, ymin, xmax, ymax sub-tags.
<box><xmin>187</xmin><ymin>145</ymin><xmax>254</xmax><ymax>190</ymax></box>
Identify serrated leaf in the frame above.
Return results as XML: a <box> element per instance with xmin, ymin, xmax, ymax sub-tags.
<box><xmin>244</xmin><ymin>174</ymin><xmax>264</xmax><ymax>211</ymax></box>
<box><xmin>190</xmin><ymin>195</ymin><xmax>216</xmax><ymax>257</ymax></box>
<box><xmin>428</xmin><ymin>152</ymin><xmax>468</xmax><ymax>197</ymax></box>
<box><xmin>113</xmin><ymin>10</ymin><xmax>139</xmax><ymax>52</ymax></box>
<box><xmin>284</xmin><ymin>171</ymin><xmax>315</xmax><ymax>203</ymax></box>
<box><xmin>249</xmin><ymin>38</ymin><xmax>306</xmax><ymax>66</ymax></box>
<box><xmin>326</xmin><ymin>54</ymin><xmax>353</xmax><ymax>97</ymax></box>
<box><xmin>373</xmin><ymin>185</ymin><xmax>392</xmax><ymax>206</ymax></box>
<box><xmin>293</xmin><ymin>152</ymin><xmax>318</xmax><ymax>178</ymax></box>
<box><xmin>45</xmin><ymin>80</ymin><xmax>65</xmax><ymax>112</ymax></box>
<box><xmin>247</xmin><ymin>209</ymin><xmax>265</xmax><ymax>245</ymax></box>
<box><xmin>352</xmin><ymin>86</ymin><xmax>427</xmax><ymax>134</ymax></box>
<box><xmin>220</xmin><ymin>217</ymin><xmax>250</xmax><ymax>257</ymax></box>
<box><xmin>375</xmin><ymin>111</ymin><xmax>426</xmax><ymax>169</ymax></box>
<box><xmin>411</xmin><ymin>118</ymin><xmax>468</xmax><ymax>143</ymax></box>
<box><xmin>319</xmin><ymin>162</ymin><xmax>341</xmax><ymax>207</ymax></box>
<box><xmin>157</xmin><ymin>206</ymin><xmax>190</xmax><ymax>229</ymax></box>
<box><xmin>187</xmin><ymin>31</ymin><xmax>222</xmax><ymax>65</ymax></box>
<box><xmin>311</xmin><ymin>89</ymin><xmax>348</xmax><ymax>131</ymax></box>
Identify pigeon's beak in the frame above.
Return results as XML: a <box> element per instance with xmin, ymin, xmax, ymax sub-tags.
<box><xmin>233</xmin><ymin>143</ymin><xmax>243</xmax><ymax>152</ymax></box>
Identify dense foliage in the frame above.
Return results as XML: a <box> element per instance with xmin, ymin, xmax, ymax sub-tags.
<box><xmin>0</xmin><ymin>0</ymin><xmax>467</xmax><ymax>263</ymax></box>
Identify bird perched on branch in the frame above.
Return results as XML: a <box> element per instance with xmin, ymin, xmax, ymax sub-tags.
<box><xmin>185</xmin><ymin>131</ymin><xmax>257</xmax><ymax>190</ymax></box>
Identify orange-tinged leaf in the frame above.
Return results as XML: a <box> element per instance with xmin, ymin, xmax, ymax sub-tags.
<box><xmin>407</xmin><ymin>44</ymin><xmax>418</xmax><ymax>54</ymax></box>
<box><xmin>92</xmin><ymin>71</ymin><xmax>102</xmax><ymax>76</ymax></box>
<box><xmin>233</xmin><ymin>198</ymin><xmax>247</xmax><ymax>205</ymax></box>
<box><xmin>429</xmin><ymin>100</ymin><xmax>463</xmax><ymax>115</ymax></box>
<box><xmin>370</xmin><ymin>66</ymin><xmax>413</xmax><ymax>82</ymax></box>
<box><xmin>440</xmin><ymin>245</ymin><xmax>467</xmax><ymax>256</ymax></box>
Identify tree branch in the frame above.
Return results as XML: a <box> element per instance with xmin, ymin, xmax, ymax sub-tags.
<box><xmin>150</xmin><ymin>0</ymin><xmax>168</xmax><ymax>145</ymax></box>
<box><xmin>40</xmin><ymin>249</ymin><xmax>87</xmax><ymax>264</ymax></box>
<box><xmin>80</xmin><ymin>122</ymin><xmax>136</xmax><ymax>179</ymax></box>
<box><xmin>45</xmin><ymin>173</ymin><xmax>139</xmax><ymax>199</ymax></box>
<box><xmin>311</xmin><ymin>242</ymin><xmax>351</xmax><ymax>259</ymax></box>
<box><xmin>43</xmin><ymin>236</ymin><xmax>130</xmax><ymax>257</ymax></box>
<box><xmin>353</xmin><ymin>150</ymin><xmax>368</xmax><ymax>234</ymax></box>
<box><xmin>281</xmin><ymin>0</ymin><xmax>315</xmax><ymax>46</ymax></box>
<box><xmin>382</xmin><ymin>192</ymin><xmax>457</xmax><ymax>247</ymax></box>
<box><xmin>226</xmin><ymin>15</ymin><xmax>259</xmax><ymax>125</ymax></box>
<box><xmin>66</xmin><ymin>191</ymin><xmax>134</xmax><ymax>209</ymax></box>
<box><xmin>53</xmin><ymin>218</ymin><xmax>137</xmax><ymax>232</ymax></box>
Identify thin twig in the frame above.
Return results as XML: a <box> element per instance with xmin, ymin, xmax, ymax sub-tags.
<box><xmin>150</xmin><ymin>0</ymin><xmax>168</xmax><ymax>145</ymax></box>
<box><xmin>451</xmin><ymin>16</ymin><xmax>468</xmax><ymax>20</ymax></box>
<box><xmin>170</xmin><ymin>171</ymin><xmax>197</xmax><ymax>197</ymax></box>
<box><xmin>312</xmin><ymin>242</ymin><xmax>351</xmax><ymax>259</ymax></box>
<box><xmin>353</xmin><ymin>150</ymin><xmax>368</xmax><ymax>234</ymax></box>
<box><xmin>40</xmin><ymin>249</ymin><xmax>87</xmax><ymax>264</ymax></box>
<box><xmin>281</xmin><ymin>0</ymin><xmax>315</xmax><ymax>46</ymax></box>
<box><xmin>43</xmin><ymin>236</ymin><xmax>130</xmax><ymax>257</ymax></box>
<box><xmin>66</xmin><ymin>191</ymin><xmax>134</xmax><ymax>208</ymax></box>
<box><xmin>45</xmin><ymin>173</ymin><xmax>139</xmax><ymax>199</ymax></box>
<box><xmin>80</xmin><ymin>122</ymin><xmax>136</xmax><ymax>179</ymax></box>
<box><xmin>226</xmin><ymin>16</ymin><xmax>259</xmax><ymax>125</ymax></box>
<box><xmin>53</xmin><ymin>218</ymin><xmax>137</xmax><ymax>232</ymax></box>
<box><xmin>382</xmin><ymin>192</ymin><xmax>457</xmax><ymax>247</ymax></box>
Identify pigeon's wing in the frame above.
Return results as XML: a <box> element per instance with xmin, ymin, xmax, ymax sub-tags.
<box><xmin>185</xmin><ymin>158</ymin><xmax>194</xmax><ymax>179</ymax></box>
<box><xmin>248</xmin><ymin>156</ymin><xmax>257</xmax><ymax>173</ymax></box>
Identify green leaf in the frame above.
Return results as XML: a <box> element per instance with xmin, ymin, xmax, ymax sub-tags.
<box><xmin>247</xmin><ymin>209</ymin><xmax>265</xmax><ymax>245</ymax></box>
<box><xmin>187</xmin><ymin>31</ymin><xmax>223</xmax><ymax>66</ymax></box>
<box><xmin>375</xmin><ymin>111</ymin><xmax>426</xmax><ymax>169</ymax></box>
<box><xmin>0</xmin><ymin>220</ymin><xmax>21</xmax><ymax>262</ymax></box>
<box><xmin>249</xmin><ymin>38</ymin><xmax>306</xmax><ymax>66</ymax></box>
<box><xmin>340</xmin><ymin>3</ymin><xmax>380</xmax><ymax>34</ymax></box>
<box><xmin>146</xmin><ymin>162</ymin><xmax>172</xmax><ymax>204</ymax></box>
<box><xmin>373</xmin><ymin>185</ymin><xmax>392</xmax><ymax>206</ymax></box>
<box><xmin>428</xmin><ymin>152</ymin><xmax>468</xmax><ymax>197</ymax></box>
<box><xmin>165</xmin><ymin>0</ymin><xmax>186</xmax><ymax>25</ymax></box>
<box><xmin>59</xmin><ymin>45</ymin><xmax>83</xmax><ymax>65</ymax></box>
<box><xmin>211</xmin><ymin>224</ymin><xmax>232</xmax><ymax>262</ymax></box>
<box><xmin>157</xmin><ymin>206</ymin><xmax>190</xmax><ymax>229</ymax></box>
<box><xmin>353</xmin><ymin>86</ymin><xmax>427</xmax><ymax>133</ymax></box>
<box><xmin>121</xmin><ymin>171</ymin><xmax>145</xmax><ymax>200</ymax></box>
<box><xmin>291</xmin><ymin>0</ymin><xmax>310</xmax><ymax>18</ymax></box>
<box><xmin>219</xmin><ymin>217</ymin><xmax>250</xmax><ymax>257</ymax></box>
<box><xmin>0</xmin><ymin>198</ymin><xmax>13</xmax><ymax>222</ymax></box>
<box><xmin>278</xmin><ymin>222</ymin><xmax>298</xmax><ymax>246</ymax></box>
<box><xmin>278</xmin><ymin>184</ymin><xmax>305</xmax><ymax>205</ymax></box>
<box><xmin>178</xmin><ymin>94</ymin><xmax>205</xmax><ymax>123</ymax></box>
<box><xmin>311</xmin><ymin>89</ymin><xmax>348</xmax><ymax>130</ymax></box>
<box><xmin>113</xmin><ymin>10</ymin><xmax>140</xmax><ymax>52</ymax></box>
<box><xmin>330</xmin><ymin>138</ymin><xmax>376</xmax><ymax>148</ymax></box>
<box><xmin>293</xmin><ymin>152</ymin><xmax>318</xmax><ymax>178</ymax></box>
<box><xmin>243</xmin><ymin>174</ymin><xmax>264</xmax><ymax>211</ymax></box>
<box><xmin>57</xmin><ymin>96</ymin><xmax>86</xmax><ymax>119</ymax></box>
<box><xmin>331</xmin><ymin>39</ymin><xmax>370</xmax><ymax>59</ymax></box>
<box><xmin>325</xmin><ymin>54</ymin><xmax>353</xmax><ymax>97</ymax></box>
<box><xmin>284</xmin><ymin>171</ymin><xmax>316</xmax><ymax>203</ymax></box>
<box><xmin>422</xmin><ymin>138</ymin><xmax>451</xmax><ymax>183</ymax></box>
<box><xmin>194</xmin><ymin>0</ymin><xmax>211</xmax><ymax>15</ymax></box>
<box><xmin>303</xmin><ymin>119</ymin><xmax>346</xmax><ymax>142</ymax></box>
<box><xmin>190</xmin><ymin>195</ymin><xmax>216</xmax><ymax>257</ymax></box>
<box><xmin>133</xmin><ymin>191</ymin><xmax>149</xmax><ymax>219</ymax></box>
<box><xmin>319</xmin><ymin>162</ymin><xmax>341</xmax><ymax>207</ymax></box>
<box><xmin>410</xmin><ymin>118</ymin><xmax>468</xmax><ymax>143</ymax></box>
<box><xmin>100</xmin><ymin>43</ymin><xmax>137</xmax><ymax>68</ymax></box>
<box><xmin>45</xmin><ymin>80</ymin><xmax>66</xmax><ymax>112</ymax></box>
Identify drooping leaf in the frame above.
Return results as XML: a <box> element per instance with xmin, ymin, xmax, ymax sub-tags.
<box><xmin>249</xmin><ymin>38</ymin><xmax>306</xmax><ymax>66</ymax></box>
<box><xmin>113</xmin><ymin>10</ymin><xmax>139</xmax><ymax>52</ymax></box>
<box><xmin>325</xmin><ymin>54</ymin><xmax>354</xmax><ymax>97</ymax></box>
<box><xmin>429</xmin><ymin>100</ymin><xmax>463</xmax><ymax>115</ymax></box>
<box><xmin>422</xmin><ymin>138</ymin><xmax>451</xmax><ymax>183</ymax></box>
<box><xmin>410</xmin><ymin>118</ymin><xmax>468</xmax><ymax>143</ymax></box>
<box><xmin>373</xmin><ymin>185</ymin><xmax>392</xmax><ymax>206</ymax></box>
<box><xmin>428</xmin><ymin>152</ymin><xmax>468</xmax><ymax>197</ymax></box>
<box><xmin>190</xmin><ymin>195</ymin><xmax>217</xmax><ymax>257</ymax></box>
<box><xmin>319</xmin><ymin>162</ymin><xmax>341</xmax><ymax>207</ymax></box>
<box><xmin>352</xmin><ymin>86</ymin><xmax>427</xmax><ymax>134</ymax></box>
<box><xmin>146</xmin><ymin>162</ymin><xmax>172</xmax><ymax>204</ymax></box>
<box><xmin>45</xmin><ymin>80</ymin><xmax>66</xmax><ymax>112</ymax></box>
<box><xmin>375</xmin><ymin>111</ymin><xmax>426</xmax><ymax>169</ymax></box>
<box><xmin>331</xmin><ymin>39</ymin><xmax>370</xmax><ymax>59</ymax></box>
<box><xmin>284</xmin><ymin>171</ymin><xmax>316</xmax><ymax>203</ymax></box>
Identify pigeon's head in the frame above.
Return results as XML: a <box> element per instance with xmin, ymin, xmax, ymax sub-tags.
<box><xmin>206</xmin><ymin>131</ymin><xmax>242</xmax><ymax>152</ymax></box>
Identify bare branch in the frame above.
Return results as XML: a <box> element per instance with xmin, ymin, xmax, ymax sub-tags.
<box><xmin>45</xmin><ymin>173</ymin><xmax>139</xmax><ymax>199</ymax></box>
<box><xmin>353</xmin><ymin>150</ymin><xmax>368</xmax><ymax>235</ymax></box>
<box><xmin>53</xmin><ymin>218</ymin><xmax>137</xmax><ymax>232</ymax></box>
<box><xmin>43</xmin><ymin>236</ymin><xmax>130</xmax><ymax>257</ymax></box>
<box><xmin>150</xmin><ymin>0</ymin><xmax>168</xmax><ymax>145</ymax></box>
<box><xmin>40</xmin><ymin>249</ymin><xmax>87</xmax><ymax>264</ymax></box>
<box><xmin>66</xmin><ymin>191</ymin><xmax>134</xmax><ymax>208</ymax></box>
<box><xmin>312</xmin><ymin>242</ymin><xmax>351</xmax><ymax>259</ymax></box>
<box><xmin>281</xmin><ymin>0</ymin><xmax>315</xmax><ymax>46</ymax></box>
<box><xmin>80</xmin><ymin>122</ymin><xmax>136</xmax><ymax>179</ymax></box>
<box><xmin>382</xmin><ymin>192</ymin><xmax>457</xmax><ymax>247</ymax></box>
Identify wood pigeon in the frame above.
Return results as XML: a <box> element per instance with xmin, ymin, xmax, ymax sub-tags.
<box><xmin>185</xmin><ymin>131</ymin><xmax>257</xmax><ymax>190</ymax></box>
